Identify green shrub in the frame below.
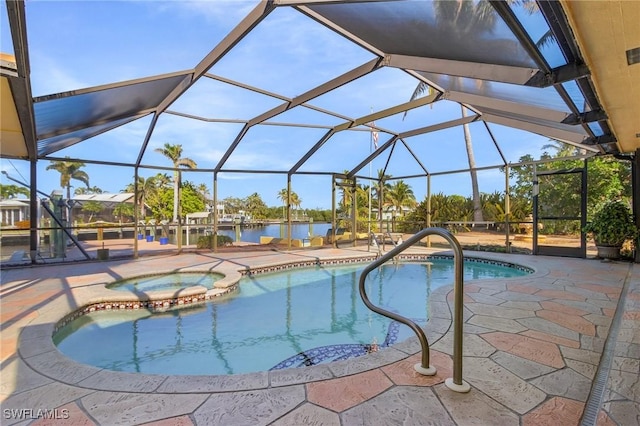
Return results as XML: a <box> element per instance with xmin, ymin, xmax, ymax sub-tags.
<box><xmin>196</xmin><ymin>234</ymin><xmax>233</xmax><ymax>249</ymax></box>
<box><xmin>583</xmin><ymin>200</ymin><xmax>638</xmax><ymax>247</ymax></box>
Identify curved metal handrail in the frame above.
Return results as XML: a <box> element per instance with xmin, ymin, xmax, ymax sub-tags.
<box><xmin>358</xmin><ymin>227</ymin><xmax>470</xmax><ymax>392</ymax></box>
<box><xmin>384</xmin><ymin>232</ymin><xmax>400</xmax><ymax>247</ymax></box>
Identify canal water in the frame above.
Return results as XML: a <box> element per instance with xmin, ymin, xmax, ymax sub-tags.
<box><xmin>196</xmin><ymin>222</ymin><xmax>332</xmax><ymax>244</ymax></box>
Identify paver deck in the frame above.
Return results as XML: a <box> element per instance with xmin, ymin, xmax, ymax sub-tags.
<box><xmin>1</xmin><ymin>244</ymin><xmax>638</xmax><ymax>425</ymax></box>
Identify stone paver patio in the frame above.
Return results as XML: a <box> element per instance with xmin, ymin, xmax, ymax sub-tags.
<box><xmin>1</xmin><ymin>245</ymin><xmax>638</xmax><ymax>425</ymax></box>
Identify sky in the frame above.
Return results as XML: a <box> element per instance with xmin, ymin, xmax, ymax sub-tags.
<box><xmin>0</xmin><ymin>1</ymin><xmax>562</xmax><ymax>210</ymax></box>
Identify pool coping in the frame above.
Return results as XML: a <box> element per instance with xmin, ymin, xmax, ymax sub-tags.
<box><xmin>17</xmin><ymin>251</ymin><xmax>543</xmax><ymax>394</ymax></box>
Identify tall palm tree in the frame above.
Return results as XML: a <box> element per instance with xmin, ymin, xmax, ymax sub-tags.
<box><xmin>408</xmin><ymin>87</ymin><xmax>484</xmax><ymax>223</ymax></box>
<box><xmin>461</xmin><ymin>105</ymin><xmax>483</xmax><ymax>222</ymax></box>
<box><xmin>405</xmin><ymin>1</ymin><xmax>503</xmax><ymax>223</ymax></box>
<box><xmin>46</xmin><ymin>157</ymin><xmax>90</xmax><ymax>201</ymax></box>
<box><xmin>406</xmin><ymin>1</ymin><xmax>550</xmax><ymax>222</ymax></box>
<box><xmin>154</xmin><ymin>143</ymin><xmax>197</xmax><ymax>222</ymax></box>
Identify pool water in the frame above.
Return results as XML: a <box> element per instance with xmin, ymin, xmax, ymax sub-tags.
<box><xmin>106</xmin><ymin>272</ymin><xmax>224</xmax><ymax>292</ymax></box>
<box><xmin>54</xmin><ymin>259</ymin><xmax>529</xmax><ymax>375</ymax></box>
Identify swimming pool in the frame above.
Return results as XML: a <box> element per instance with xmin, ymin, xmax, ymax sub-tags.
<box><xmin>106</xmin><ymin>272</ymin><xmax>224</xmax><ymax>292</ymax></box>
<box><xmin>54</xmin><ymin>258</ymin><xmax>530</xmax><ymax>375</ymax></box>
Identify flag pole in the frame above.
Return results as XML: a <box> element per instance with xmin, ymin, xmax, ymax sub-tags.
<box><xmin>368</xmin><ymin>108</ymin><xmax>373</xmax><ymax>252</ymax></box>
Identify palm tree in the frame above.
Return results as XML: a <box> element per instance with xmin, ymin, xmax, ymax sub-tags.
<box><xmin>337</xmin><ymin>170</ymin><xmax>356</xmax><ymax>215</ymax></box>
<box><xmin>355</xmin><ymin>183</ymin><xmax>373</xmax><ymax>231</ymax></box>
<box><xmin>408</xmin><ymin>90</ymin><xmax>483</xmax><ymax>222</ymax></box>
<box><xmin>113</xmin><ymin>202</ymin><xmax>134</xmax><ymax>223</ymax></box>
<box><xmin>277</xmin><ymin>188</ymin><xmax>288</xmax><ymax>219</ymax></box>
<box><xmin>541</xmin><ymin>139</ymin><xmax>581</xmax><ymax>158</ymax></box>
<box><xmin>154</xmin><ymin>143</ymin><xmax>197</xmax><ymax>222</ymax></box>
<box><xmin>291</xmin><ymin>192</ymin><xmax>302</xmax><ymax>219</ymax></box>
<box><xmin>245</xmin><ymin>192</ymin><xmax>267</xmax><ymax>219</ymax></box>
<box><xmin>153</xmin><ymin>173</ymin><xmax>172</xmax><ymax>189</ymax></box>
<box><xmin>46</xmin><ymin>157</ymin><xmax>90</xmax><ymax>201</ymax></box>
<box><xmin>373</xmin><ymin>169</ymin><xmax>392</xmax><ymax>210</ymax></box>
<box><xmin>405</xmin><ymin>1</ymin><xmax>505</xmax><ymax>223</ymax></box>
<box><xmin>0</xmin><ymin>184</ymin><xmax>29</xmax><ymax>199</ymax></box>
<box><xmin>196</xmin><ymin>183</ymin><xmax>210</xmax><ymax>207</ymax></box>
<box><xmin>74</xmin><ymin>185</ymin><xmax>103</xmax><ymax>195</ymax></box>
<box><xmin>461</xmin><ymin>105</ymin><xmax>483</xmax><ymax>222</ymax></box>
<box><xmin>351</xmin><ymin>184</ymin><xmax>368</xmax><ymax>214</ymax></box>
<box><xmin>386</xmin><ymin>180</ymin><xmax>417</xmax><ymax>221</ymax></box>
<box><xmin>124</xmin><ymin>176</ymin><xmax>157</xmax><ymax>218</ymax></box>
<box><xmin>278</xmin><ymin>188</ymin><xmax>300</xmax><ymax>219</ymax></box>
<box><xmin>406</xmin><ymin>1</ymin><xmax>552</xmax><ymax>223</ymax></box>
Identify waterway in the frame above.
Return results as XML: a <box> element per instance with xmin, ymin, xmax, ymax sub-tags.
<box><xmin>215</xmin><ymin>222</ymin><xmax>331</xmax><ymax>243</ymax></box>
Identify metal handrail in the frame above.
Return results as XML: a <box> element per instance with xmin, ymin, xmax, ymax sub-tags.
<box><xmin>384</xmin><ymin>232</ymin><xmax>400</xmax><ymax>247</ymax></box>
<box><xmin>358</xmin><ymin>227</ymin><xmax>470</xmax><ymax>392</ymax></box>
<box><xmin>369</xmin><ymin>232</ymin><xmax>382</xmax><ymax>257</ymax></box>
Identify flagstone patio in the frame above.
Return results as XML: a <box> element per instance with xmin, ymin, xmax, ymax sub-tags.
<box><xmin>1</xmin><ymin>246</ymin><xmax>638</xmax><ymax>425</ymax></box>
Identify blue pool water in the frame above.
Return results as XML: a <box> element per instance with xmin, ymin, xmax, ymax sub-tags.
<box><xmin>54</xmin><ymin>259</ymin><xmax>530</xmax><ymax>375</ymax></box>
<box><xmin>106</xmin><ymin>272</ymin><xmax>224</xmax><ymax>292</ymax></box>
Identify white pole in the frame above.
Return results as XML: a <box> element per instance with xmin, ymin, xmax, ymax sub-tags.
<box><xmin>368</xmin><ymin>156</ymin><xmax>372</xmax><ymax>251</ymax></box>
<box><xmin>367</xmin><ymin>108</ymin><xmax>373</xmax><ymax>252</ymax></box>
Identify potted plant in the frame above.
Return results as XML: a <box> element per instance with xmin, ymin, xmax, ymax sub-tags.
<box><xmin>96</xmin><ymin>242</ymin><xmax>110</xmax><ymax>261</ymax></box>
<box><xmin>583</xmin><ymin>200</ymin><xmax>638</xmax><ymax>259</ymax></box>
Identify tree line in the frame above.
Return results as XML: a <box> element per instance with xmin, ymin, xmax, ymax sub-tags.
<box><xmin>3</xmin><ymin>141</ymin><xmax>631</xmax><ymax>234</ymax></box>
<box><xmin>400</xmin><ymin>144</ymin><xmax>631</xmax><ymax>236</ymax></box>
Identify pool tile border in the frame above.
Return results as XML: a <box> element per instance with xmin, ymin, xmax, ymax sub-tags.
<box><xmin>52</xmin><ymin>285</ymin><xmax>241</xmax><ymax>334</ymax></box>
<box><xmin>240</xmin><ymin>254</ymin><xmax>535</xmax><ymax>276</ymax></box>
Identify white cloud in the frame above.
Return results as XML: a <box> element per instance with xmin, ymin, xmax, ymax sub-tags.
<box><xmin>165</xmin><ymin>1</ymin><xmax>260</xmax><ymax>25</ymax></box>
<box><xmin>30</xmin><ymin>55</ymin><xmax>88</xmax><ymax>96</ymax></box>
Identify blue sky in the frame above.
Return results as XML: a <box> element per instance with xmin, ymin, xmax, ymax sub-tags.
<box><xmin>0</xmin><ymin>1</ymin><xmax>557</xmax><ymax>209</ymax></box>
